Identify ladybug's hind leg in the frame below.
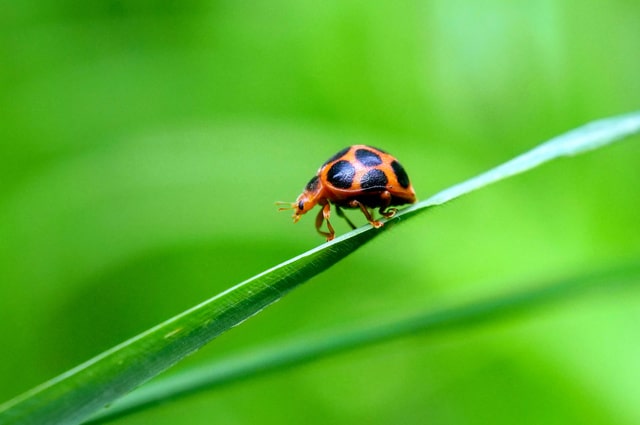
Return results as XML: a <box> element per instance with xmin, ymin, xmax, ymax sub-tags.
<box><xmin>315</xmin><ymin>202</ymin><xmax>335</xmax><ymax>241</ymax></box>
<box><xmin>348</xmin><ymin>200</ymin><xmax>383</xmax><ymax>229</ymax></box>
<box><xmin>378</xmin><ymin>190</ymin><xmax>398</xmax><ymax>218</ymax></box>
<box><xmin>335</xmin><ymin>205</ymin><xmax>357</xmax><ymax>230</ymax></box>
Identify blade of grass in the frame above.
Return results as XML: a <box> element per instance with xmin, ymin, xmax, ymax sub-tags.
<box><xmin>86</xmin><ymin>260</ymin><xmax>640</xmax><ymax>424</ymax></box>
<box><xmin>403</xmin><ymin>110</ymin><xmax>640</xmax><ymax>213</ymax></box>
<box><xmin>1</xmin><ymin>111</ymin><xmax>639</xmax><ymax>425</ymax></box>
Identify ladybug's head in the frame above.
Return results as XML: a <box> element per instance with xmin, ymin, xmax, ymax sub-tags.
<box><xmin>277</xmin><ymin>175</ymin><xmax>324</xmax><ymax>223</ymax></box>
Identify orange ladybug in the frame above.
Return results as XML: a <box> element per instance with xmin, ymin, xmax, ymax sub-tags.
<box><xmin>279</xmin><ymin>145</ymin><xmax>416</xmax><ymax>241</ymax></box>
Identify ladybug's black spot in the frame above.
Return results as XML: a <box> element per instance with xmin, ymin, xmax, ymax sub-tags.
<box><xmin>305</xmin><ymin>175</ymin><xmax>320</xmax><ymax>192</ymax></box>
<box><xmin>391</xmin><ymin>160</ymin><xmax>410</xmax><ymax>189</ymax></box>
<box><xmin>322</xmin><ymin>146</ymin><xmax>351</xmax><ymax>167</ymax></box>
<box><xmin>355</xmin><ymin>148</ymin><xmax>383</xmax><ymax>167</ymax></box>
<box><xmin>327</xmin><ymin>160</ymin><xmax>355</xmax><ymax>189</ymax></box>
<box><xmin>361</xmin><ymin>168</ymin><xmax>388</xmax><ymax>190</ymax></box>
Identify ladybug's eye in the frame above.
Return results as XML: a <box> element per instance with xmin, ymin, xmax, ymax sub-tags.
<box><xmin>298</xmin><ymin>201</ymin><xmax>304</xmax><ymax>211</ymax></box>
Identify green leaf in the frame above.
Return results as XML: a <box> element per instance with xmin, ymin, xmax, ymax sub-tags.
<box><xmin>86</xmin><ymin>260</ymin><xmax>640</xmax><ymax>424</ymax></box>
<box><xmin>1</xmin><ymin>111</ymin><xmax>639</xmax><ymax>425</ymax></box>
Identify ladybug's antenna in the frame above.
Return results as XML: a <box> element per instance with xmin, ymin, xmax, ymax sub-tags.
<box><xmin>275</xmin><ymin>201</ymin><xmax>295</xmax><ymax>211</ymax></box>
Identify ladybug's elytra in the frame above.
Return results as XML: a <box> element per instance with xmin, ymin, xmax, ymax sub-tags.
<box><xmin>278</xmin><ymin>145</ymin><xmax>416</xmax><ymax>241</ymax></box>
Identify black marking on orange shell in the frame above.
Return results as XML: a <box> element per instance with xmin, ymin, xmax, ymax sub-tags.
<box><xmin>391</xmin><ymin>160</ymin><xmax>410</xmax><ymax>189</ymax></box>
<box><xmin>355</xmin><ymin>148</ymin><xmax>383</xmax><ymax>167</ymax></box>
<box><xmin>327</xmin><ymin>160</ymin><xmax>355</xmax><ymax>189</ymax></box>
<box><xmin>305</xmin><ymin>175</ymin><xmax>320</xmax><ymax>192</ymax></box>
<box><xmin>360</xmin><ymin>168</ymin><xmax>388</xmax><ymax>190</ymax></box>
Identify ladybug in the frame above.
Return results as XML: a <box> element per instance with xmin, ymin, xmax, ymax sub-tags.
<box><xmin>278</xmin><ymin>145</ymin><xmax>416</xmax><ymax>241</ymax></box>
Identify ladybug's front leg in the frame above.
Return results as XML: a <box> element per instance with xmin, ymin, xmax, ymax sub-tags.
<box><xmin>315</xmin><ymin>202</ymin><xmax>335</xmax><ymax>241</ymax></box>
<box><xmin>378</xmin><ymin>190</ymin><xmax>398</xmax><ymax>218</ymax></box>
<box><xmin>349</xmin><ymin>200</ymin><xmax>383</xmax><ymax>229</ymax></box>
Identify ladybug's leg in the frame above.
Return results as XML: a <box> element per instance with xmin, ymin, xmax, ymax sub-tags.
<box><xmin>323</xmin><ymin>203</ymin><xmax>336</xmax><ymax>241</ymax></box>
<box><xmin>378</xmin><ymin>190</ymin><xmax>398</xmax><ymax>218</ymax></box>
<box><xmin>315</xmin><ymin>202</ymin><xmax>335</xmax><ymax>241</ymax></box>
<box><xmin>348</xmin><ymin>200</ymin><xmax>384</xmax><ymax>229</ymax></box>
<box><xmin>335</xmin><ymin>205</ymin><xmax>357</xmax><ymax>230</ymax></box>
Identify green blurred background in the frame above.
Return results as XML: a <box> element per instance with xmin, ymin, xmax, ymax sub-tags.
<box><xmin>2</xmin><ymin>1</ymin><xmax>640</xmax><ymax>424</ymax></box>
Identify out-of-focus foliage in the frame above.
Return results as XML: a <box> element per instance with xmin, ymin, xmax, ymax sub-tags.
<box><xmin>1</xmin><ymin>1</ymin><xmax>639</xmax><ymax>424</ymax></box>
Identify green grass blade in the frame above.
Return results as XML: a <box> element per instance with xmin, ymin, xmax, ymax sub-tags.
<box><xmin>405</xmin><ymin>110</ymin><xmax>640</xmax><ymax>212</ymax></box>
<box><xmin>0</xmin><ymin>230</ymin><xmax>379</xmax><ymax>425</ymax></box>
<box><xmin>1</xmin><ymin>111</ymin><xmax>639</xmax><ymax>425</ymax></box>
<box><xmin>86</xmin><ymin>260</ymin><xmax>640</xmax><ymax>424</ymax></box>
